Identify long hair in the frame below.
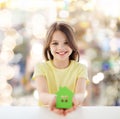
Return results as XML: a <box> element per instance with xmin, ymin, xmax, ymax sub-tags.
<box><xmin>43</xmin><ymin>21</ymin><xmax>79</xmax><ymax>61</ymax></box>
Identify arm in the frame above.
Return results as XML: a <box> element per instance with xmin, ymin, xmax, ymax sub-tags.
<box><xmin>35</xmin><ymin>76</ymin><xmax>55</xmax><ymax>106</ymax></box>
<box><xmin>74</xmin><ymin>77</ymin><xmax>86</xmax><ymax>106</ymax></box>
<box><xmin>64</xmin><ymin>78</ymin><xmax>87</xmax><ymax>115</ymax></box>
<box><xmin>36</xmin><ymin>76</ymin><xmax>64</xmax><ymax>115</ymax></box>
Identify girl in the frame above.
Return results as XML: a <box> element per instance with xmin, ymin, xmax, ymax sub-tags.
<box><xmin>32</xmin><ymin>21</ymin><xmax>88</xmax><ymax>116</ymax></box>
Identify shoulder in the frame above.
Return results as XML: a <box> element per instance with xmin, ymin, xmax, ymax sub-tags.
<box><xmin>35</xmin><ymin>62</ymin><xmax>45</xmax><ymax>68</ymax></box>
<box><xmin>35</xmin><ymin>61</ymin><xmax>49</xmax><ymax>67</ymax></box>
<box><xmin>35</xmin><ymin>60</ymin><xmax>52</xmax><ymax>69</ymax></box>
<box><xmin>71</xmin><ymin>60</ymin><xmax>87</xmax><ymax>69</ymax></box>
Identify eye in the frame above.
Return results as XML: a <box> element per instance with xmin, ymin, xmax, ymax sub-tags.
<box><xmin>51</xmin><ymin>42</ymin><xmax>58</xmax><ymax>45</ymax></box>
<box><xmin>64</xmin><ymin>41</ymin><xmax>68</xmax><ymax>45</ymax></box>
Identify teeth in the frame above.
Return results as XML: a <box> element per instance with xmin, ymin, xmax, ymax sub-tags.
<box><xmin>59</xmin><ymin>53</ymin><xmax>64</xmax><ymax>54</ymax></box>
<box><xmin>59</xmin><ymin>52</ymin><xmax>65</xmax><ymax>54</ymax></box>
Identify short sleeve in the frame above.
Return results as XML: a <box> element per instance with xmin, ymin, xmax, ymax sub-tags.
<box><xmin>78</xmin><ymin>64</ymin><xmax>89</xmax><ymax>82</ymax></box>
<box><xmin>32</xmin><ymin>63</ymin><xmax>45</xmax><ymax>80</ymax></box>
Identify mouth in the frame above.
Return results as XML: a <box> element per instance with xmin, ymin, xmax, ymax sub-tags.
<box><xmin>56</xmin><ymin>51</ymin><xmax>68</xmax><ymax>55</ymax></box>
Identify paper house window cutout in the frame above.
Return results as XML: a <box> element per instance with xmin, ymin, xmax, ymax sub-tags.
<box><xmin>56</xmin><ymin>87</ymin><xmax>74</xmax><ymax>109</ymax></box>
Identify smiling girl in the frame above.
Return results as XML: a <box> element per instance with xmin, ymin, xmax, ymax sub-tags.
<box><xmin>32</xmin><ymin>21</ymin><xmax>88</xmax><ymax>116</ymax></box>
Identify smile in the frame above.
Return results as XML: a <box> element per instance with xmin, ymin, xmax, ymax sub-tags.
<box><xmin>56</xmin><ymin>51</ymin><xmax>67</xmax><ymax>55</ymax></box>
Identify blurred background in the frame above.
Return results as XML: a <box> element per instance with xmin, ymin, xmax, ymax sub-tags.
<box><xmin>0</xmin><ymin>0</ymin><xmax>120</xmax><ymax>106</ymax></box>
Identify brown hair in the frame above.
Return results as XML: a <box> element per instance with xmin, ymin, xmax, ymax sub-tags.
<box><xmin>43</xmin><ymin>21</ymin><xmax>79</xmax><ymax>61</ymax></box>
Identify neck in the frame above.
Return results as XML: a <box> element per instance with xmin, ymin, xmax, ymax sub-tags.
<box><xmin>52</xmin><ymin>59</ymin><xmax>70</xmax><ymax>69</ymax></box>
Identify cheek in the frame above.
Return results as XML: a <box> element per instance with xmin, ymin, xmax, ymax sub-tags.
<box><xmin>50</xmin><ymin>47</ymin><xmax>54</xmax><ymax>51</ymax></box>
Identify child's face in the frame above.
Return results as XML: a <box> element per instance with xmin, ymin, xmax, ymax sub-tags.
<box><xmin>50</xmin><ymin>30</ymin><xmax>72</xmax><ymax>61</ymax></box>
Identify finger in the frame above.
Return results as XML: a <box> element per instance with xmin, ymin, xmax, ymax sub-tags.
<box><xmin>50</xmin><ymin>104</ymin><xmax>55</xmax><ymax>110</ymax></box>
<box><xmin>50</xmin><ymin>97</ymin><xmax>56</xmax><ymax>110</ymax></box>
<box><xmin>60</xmin><ymin>109</ymin><xmax>64</xmax><ymax>114</ymax></box>
<box><xmin>73</xmin><ymin>104</ymin><xmax>77</xmax><ymax>110</ymax></box>
<box><xmin>53</xmin><ymin>108</ymin><xmax>64</xmax><ymax>115</ymax></box>
<box><xmin>64</xmin><ymin>107</ymin><xmax>74</xmax><ymax>115</ymax></box>
<box><xmin>72</xmin><ymin>97</ymin><xmax>78</xmax><ymax>107</ymax></box>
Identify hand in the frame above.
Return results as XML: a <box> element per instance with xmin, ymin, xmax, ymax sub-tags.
<box><xmin>64</xmin><ymin>97</ymin><xmax>78</xmax><ymax>115</ymax></box>
<box><xmin>49</xmin><ymin>96</ymin><xmax>78</xmax><ymax>116</ymax></box>
<box><xmin>49</xmin><ymin>96</ymin><xmax>65</xmax><ymax>116</ymax></box>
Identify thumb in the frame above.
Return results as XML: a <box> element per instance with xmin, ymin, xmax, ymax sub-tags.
<box><xmin>50</xmin><ymin>96</ymin><xmax>56</xmax><ymax>110</ymax></box>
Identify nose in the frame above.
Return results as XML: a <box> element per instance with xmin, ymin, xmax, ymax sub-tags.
<box><xmin>58</xmin><ymin>44</ymin><xmax>65</xmax><ymax>50</ymax></box>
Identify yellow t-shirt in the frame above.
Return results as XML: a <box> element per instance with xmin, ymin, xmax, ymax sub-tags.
<box><xmin>33</xmin><ymin>60</ymin><xmax>88</xmax><ymax>94</ymax></box>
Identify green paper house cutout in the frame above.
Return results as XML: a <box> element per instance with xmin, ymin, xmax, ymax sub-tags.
<box><xmin>56</xmin><ymin>87</ymin><xmax>74</xmax><ymax>109</ymax></box>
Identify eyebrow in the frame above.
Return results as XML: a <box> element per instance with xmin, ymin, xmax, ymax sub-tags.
<box><xmin>51</xmin><ymin>39</ymin><xmax>67</xmax><ymax>42</ymax></box>
<box><xmin>51</xmin><ymin>40</ymin><xmax>57</xmax><ymax>42</ymax></box>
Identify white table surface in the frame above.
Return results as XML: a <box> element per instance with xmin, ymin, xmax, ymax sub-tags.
<box><xmin>0</xmin><ymin>106</ymin><xmax>120</xmax><ymax>119</ymax></box>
